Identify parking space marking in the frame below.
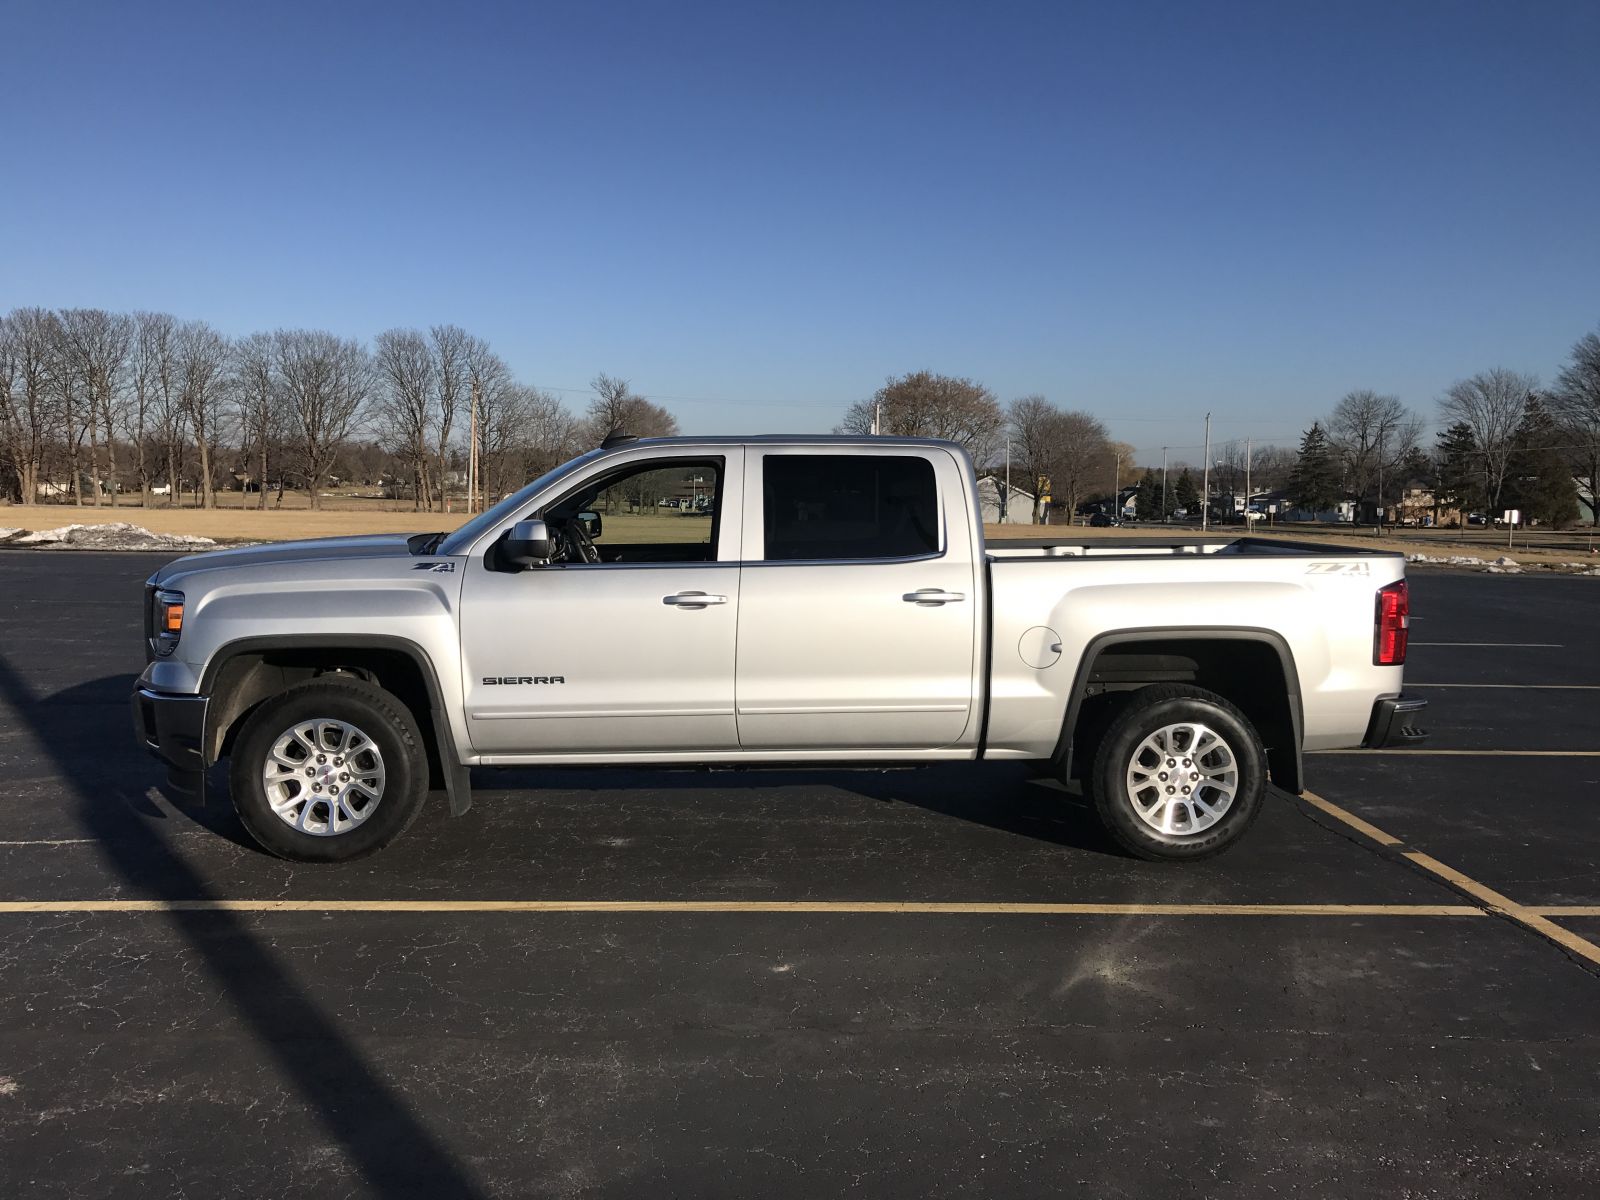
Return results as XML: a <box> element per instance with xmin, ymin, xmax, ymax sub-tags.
<box><xmin>1410</xmin><ymin>642</ymin><xmax>1563</xmax><ymax>647</ymax></box>
<box><xmin>1312</xmin><ymin>749</ymin><xmax>1600</xmax><ymax>757</ymax></box>
<box><xmin>1300</xmin><ymin>790</ymin><xmax>1600</xmax><ymax>969</ymax></box>
<box><xmin>0</xmin><ymin>899</ymin><xmax>1487</xmax><ymax>917</ymax></box>
<box><xmin>1406</xmin><ymin>683</ymin><xmax>1600</xmax><ymax>690</ymax></box>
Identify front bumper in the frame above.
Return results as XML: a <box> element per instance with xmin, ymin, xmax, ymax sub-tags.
<box><xmin>131</xmin><ymin>687</ymin><xmax>208</xmax><ymax>773</ymax></box>
<box><xmin>1363</xmin><ymin>695</ymin><xmax>1428</xmax><ymax>749</ymax></box>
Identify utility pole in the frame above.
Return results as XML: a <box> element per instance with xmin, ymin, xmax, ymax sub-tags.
<box><xmin>1245</xmin><ymin>436</ymin><xmax>1252</xmax><ymax>527</ymax></box>
<box><xmin>1112</xmin><ymin>452</ymin><xmax>1121</xmax><ymax>521</ymax></box>
<box><xmin>872</xmin><ymin>400</ymin><xmax>881</xmax><ymax>436</ymax></box>
<box><xmin>1003</xmin><ymin>438</ymin><xmax>1011</xmax><ymax>523</ymax></box>
<box><xmin>1161</xmin><ymin>446</ymin><xmax>1168</xmax><ymax>524</ymax></box>
<box><xmin>467</xmin><ymin>379</ymin><xmax>480</xmax><ymax>515</ymax></box>
<box><xmin>1376</xmin><ymin>429</ymin><xmax>1385</xmax><ymax>538</ymax></box>
<box><xmin>1201</xmin><ymin>413</ymin><xmax>1212</xmax><ymax>533</ymax></box>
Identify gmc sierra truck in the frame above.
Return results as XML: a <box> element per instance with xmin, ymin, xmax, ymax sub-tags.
<box><xmin>132</xmin><ymin>435</ymin><xmax>1426</xmax><ymax>863</ymax></box>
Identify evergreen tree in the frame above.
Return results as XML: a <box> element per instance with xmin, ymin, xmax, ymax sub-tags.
<box><xmin>1174</xmin><ymin>468</ymin><xmax>1198</xmax><ymax>515</ymax></box>
<box><xmin>1287</xmin><ymin>422</ymin><xmax>1340</xmax><ymax>514</ymax></box>
<box><xmin>1134</xmin><ymin>468</ymin><xmax>1159</xmax><ymax>520</ymax></box>
<box><xmin>1434</xmin><ymin>421</ymin><xmax>1484</xmax><ymax>519</ymax></box>
<box><xmin>1504</xmin><ymin>396</ymin><xmax>1579</xmax><ymax>527</ymax></box>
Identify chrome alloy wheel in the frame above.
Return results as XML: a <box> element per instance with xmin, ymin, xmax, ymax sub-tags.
<box><xmin>261</xmin><ymin>718</ymin><xmax>386</xmax><ymax>836</ymax></box>
<box><xmin>1124</xmin><ymin>721</ymin><xmax>1239</xmax><ymax>836</ymax></box>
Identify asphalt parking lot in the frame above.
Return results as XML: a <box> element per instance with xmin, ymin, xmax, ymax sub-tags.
<box><xmin>1</xmin><ymin>551</ymin><xmax>1597</xmax><ymax>1198</ymax></box>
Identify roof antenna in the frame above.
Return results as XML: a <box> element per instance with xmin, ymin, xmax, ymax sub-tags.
<box><xmin>600</xmin><ymin>429</ymin><xmax>639</xmax><ymax>449</ymax></box>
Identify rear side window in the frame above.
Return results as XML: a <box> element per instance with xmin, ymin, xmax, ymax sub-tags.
<box><xmin>762</xmin><ymin>454</ymin><xmax>940</xmax><ymax>562</ymax></box>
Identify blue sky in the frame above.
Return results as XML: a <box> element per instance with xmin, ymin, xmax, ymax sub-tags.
<box><xmin>3</xmin><ymin>0</ymin><xmax>1597</xmax><ymax>462</ymax></box>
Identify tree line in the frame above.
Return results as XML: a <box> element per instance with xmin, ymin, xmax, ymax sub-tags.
<box><xmin>0</xmin><ymin>306</ymin><xmax>677</xmax><ymax>510</ymax></box>
<box><xmin>1287</xmin><ymin>327</ymin><xmax>1600</xmax><ymax>527</ymax></box>
<box><xmin>837</xmin><ymin>370</ymin><xmax>1135</xmax><ymax>521</ymax></box>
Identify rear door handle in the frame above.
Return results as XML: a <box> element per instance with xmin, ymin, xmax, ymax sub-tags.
<box><xmin>663</xmin><ymin>591</ymin><xmax>727</xmax><ymax>608</ymax></box>
<box><xmin>902</xmin><ymin>589</ymin><xmax>966</xmax><ymax>605</ymax></box>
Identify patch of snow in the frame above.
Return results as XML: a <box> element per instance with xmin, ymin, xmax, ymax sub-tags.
<box><xmin>0</xmin><ymin>527</ymin><xmax>22</xmax><ymax>540</ymax></box>
<box><xmin>1493</xmin><ymin>555</ymin><xmax>1518</xmax><ymax>566</ymax></box>
<box><xmin>13</xmin><ymin>522</ymin><xmax>217</xmax><ymax>551</ymax></box>
<box><xmin>1406</xmin><ymin>552</ymin><xmax>1488</xmax><ymax>566</ymax></box>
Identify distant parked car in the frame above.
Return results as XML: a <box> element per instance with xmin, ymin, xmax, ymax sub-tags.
<box><xmin>1088</xmin><ymin>512</ymin><xmax>1117</xmax><ymax>528</ymax></box>
<box><xmin>1466</xmin><ymin>513</ymin><xmax>1488</xmax><ymax>526</ymax></box>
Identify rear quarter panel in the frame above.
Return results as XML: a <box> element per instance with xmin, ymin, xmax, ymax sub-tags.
<box><xmin>984</xmin><ymin>553</ymin><xmax>1406</xmax><ymax>758</ymax></box>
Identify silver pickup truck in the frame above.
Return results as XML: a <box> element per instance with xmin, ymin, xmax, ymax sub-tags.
<box><xmin>133</xmin><ymin>435</ymin><xmax>1426</xmax><ymax>863</ymax></box>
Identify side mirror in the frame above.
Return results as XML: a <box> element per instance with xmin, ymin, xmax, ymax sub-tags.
<box><xmin>577</xmin><ymin>510</ymin><xmax>602</xmax><ymax>539</ymax></box>
<box><xmin>504</xmin><ymin>519</ymin><xmax>554</xmax><ymax>568</ymax></box>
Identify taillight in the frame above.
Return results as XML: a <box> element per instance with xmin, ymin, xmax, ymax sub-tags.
<box><xmin>1374</xmin><ymin>579</ymin><xmax>1408</xmax><ymax>666</ymax></box>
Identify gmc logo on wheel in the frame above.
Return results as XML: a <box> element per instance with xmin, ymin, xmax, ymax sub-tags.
<box><xmin>482</xmin><ymin>676</ymin><xmax>566</xmax><ymax>685</ymax></box>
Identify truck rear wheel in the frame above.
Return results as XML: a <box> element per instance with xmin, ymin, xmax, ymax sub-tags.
<box><xmin>1086</xmin><ymin>684</ymin><xmax>1266</xmax><ymax>861</ymax></box>
<box><xmin>228</xmin><ymin>677</ymin><xmax>429</xmax><ymax>862</ymax></box>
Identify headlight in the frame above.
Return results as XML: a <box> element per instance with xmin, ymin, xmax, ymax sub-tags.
<box><xmin>153</xmin><ymin>589</ymin><xmax>185</xmax><ymax>656</ymax></box>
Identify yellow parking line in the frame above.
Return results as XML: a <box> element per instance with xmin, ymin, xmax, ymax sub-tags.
<box><xmin>1300</xmin><ymin>790</ymin><xmax>1600</xmax><ymax>969</ymax></box>
<box><xmin>1407</xmin><ymin>683</ymin><xmax>1600</xmax><ymax>690</ymax></box>
<box><xmin>1311</xmin><ymin>749</ymin><xmax>1600</xmax><ymax>757</ymax></box>
<box><xmin>0</xmin><ymin>899</ymin><xmax>1485</xmax><ymax>917</ymax></box>
<box><xmin>1298</xmin><ymin>790</ymin><xmax>1402</xmax><ymax>846</ymax></box>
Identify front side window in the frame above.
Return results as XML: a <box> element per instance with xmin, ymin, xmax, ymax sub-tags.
<box><xmin>543</xmin><ymin>458</ymin><xmax>723</xmax><ymax>564</ymax></box>
<box><xmin>762</xmin><ymin>454</ymin><xmax>939</xmax><ymax>562</ymax></box>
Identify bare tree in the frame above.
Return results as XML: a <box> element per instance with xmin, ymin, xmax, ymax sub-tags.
<box><xmin>126</xmin><ymin>312</ymin><xmax>176</xmax><ymax>504</ymax></box>
<box><xmin>1326</xmin><ymin>390</ymin><xmax>1420</xmax><ymax>515</ymax></box>
<box><xmin>0</xmin><ymin>308</ymin><xmax>63</xmax><ymax>503</ymax></box>
<box><xmin>1006</xmin><ymin>395</ymin><xmax>1109</xmax><ymax>523</ymax></box>
<box><xmin>1552</xmin><ymin>331</ymin><xmax>1600</xmax><ymax>526</ymax></box>
<box><xmin>836</xmin><ymin>370</ymin><xmax>1005</xmax><ymax>463</ymax></box>
<box><xmin>373</xmin><ymin>328</ymin><xmax>437</xmax><ymax>510</ymax></box>
<box><xmin>485</xmin><ymin>384</ymin><xmax>578</xmax><ymax>498</ymax></box>
<box><xmin>1437</xmin><ymin>369</ymin><xmax>1536</xmax><ymax>513</ymax></box>
<box><xmin>145</xmin><ymin>316</ymin><xmax>186</xmax><ymax>504</ymax></box>
<box><xmin>275</xmin><ymin>330</ymin><xmax>370</xmax><ymax>509</ymax></box>
<box><xmin>431</xmin><ymin>325</ymin><xmax>470</xmax><ymax>510</ymax></box>
<box><xmin>176</xmin><ymin>321</ymin><xmax>232</xmax><ymax>508</ymax></box>
<box><xmin>1007</xmin><ymin>395</ymin><xmax>1057</xmax><ymax>523</ymax></box>
<box><xmin>463</xmin><ymin>338</ymin><xmax>514</xmax><ymax>508</ymax></box>
<box><xmin>58</xmin><ymin>309</ymin><xmax>134</xmax><ymax>507</ymax></box>
<box><xmin>233</xmin><ymin>331</ymin><xmax>280</xmax><ymax>510</ymax></box>
<box><xmin>584</xmin><ymin>373</ymin><xmax>678</xmax><ymax>443</ymax></box>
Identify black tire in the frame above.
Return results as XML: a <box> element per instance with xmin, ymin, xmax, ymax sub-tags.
<box><xmin>1085</xmin><ymin>684</ymin><xmax>1266</xmax><ymax>862</ymax></box>
<box><xmin>228</xmin><ymin>677</ymin><xmax>429</xmax><ymax>863</ymax></box>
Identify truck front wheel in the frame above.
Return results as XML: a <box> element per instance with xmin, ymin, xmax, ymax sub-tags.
<box><xmin>228</xmin><ymin>677</ymin><xmax>429</xmax><ymax>862</ymax></box>
<box><xmin>1086</xmin><ymin>684</ymin><xmax>1266</xmax><ymax>861</ymax></box>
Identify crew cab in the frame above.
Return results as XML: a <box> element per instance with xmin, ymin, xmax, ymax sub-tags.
<box><xmin>132</xmin><ymin>435</ymin><xmax>1426</xmax><ymax>863</ymax></box>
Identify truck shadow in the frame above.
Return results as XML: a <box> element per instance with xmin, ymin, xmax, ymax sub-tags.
<box><xmin>52</xmin><ymin>675</ymin><xmax>1125</xmax><ymax>861</ymax></box>
<box><xmin>4</xmin><ymin>662</ymin><xmax>490</xmax><ymax>1199</ymax></box>
<box><xmin>487</xmin><ymin>762</ymin><xmax>1126</xmax><ymax>857</ymax></box>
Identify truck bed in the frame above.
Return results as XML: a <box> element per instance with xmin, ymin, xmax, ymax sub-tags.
<box><xmin>986</xmin><ymin>535</ymin><xmax>1403</xmax><ymax>561</ymax></box>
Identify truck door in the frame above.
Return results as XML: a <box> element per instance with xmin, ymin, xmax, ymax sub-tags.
<box><xmin>735</xmin><ymin>448</ymin><xmax>980</xmax><ymax>750</ymax></box>
<box><xmin>459</xmin><ymin>450</ymin><xmax>743</xmax><ymax>755</ymax></box>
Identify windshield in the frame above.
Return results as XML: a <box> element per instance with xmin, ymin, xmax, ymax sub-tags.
<box><xmin>436</xmin><ymin>448</ymin><xmax>608</xmax><ymax>556</ymax></box>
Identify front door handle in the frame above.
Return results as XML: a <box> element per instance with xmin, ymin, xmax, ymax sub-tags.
<box><xmin>663</xmin><ymin>591</ymin><xmax>728</xmax><ymax>608</ymax></box>
<box><xmin>902</xmin><ymin>589</ymin><xmax>966</xmax><ymax>606</ymax></box>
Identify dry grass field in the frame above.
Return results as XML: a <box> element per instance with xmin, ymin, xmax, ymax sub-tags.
<box><xmin>4</xmin><ymin>500</ymin><xmax>1595</xmax><ymax>565</ymax></box>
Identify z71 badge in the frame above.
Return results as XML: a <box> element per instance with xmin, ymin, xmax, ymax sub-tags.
<box><xmin>411</xmin><ymin>561</ymin><xmax>456</xmax><ymax>572</ymax></box>
<box><xmin>1304</xmin><ymin>561</ymin><xmax>1370</xmax><ymax>575</ymax></box>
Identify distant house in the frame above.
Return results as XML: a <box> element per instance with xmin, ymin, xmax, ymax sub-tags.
<box><xmin>1579</xmin><ymin>478</ymin><xmax>1597</xmax><ymax>526</ymax></box>
<box><xmin>976</xmin><ymin>477</ymin><xmax>1035</xmax><ymax>525</ymax></box>
<box><xmin>1275</xmin><ymin>491</ymin><xmax>1357</xmax><ymax>523</ymax></box>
